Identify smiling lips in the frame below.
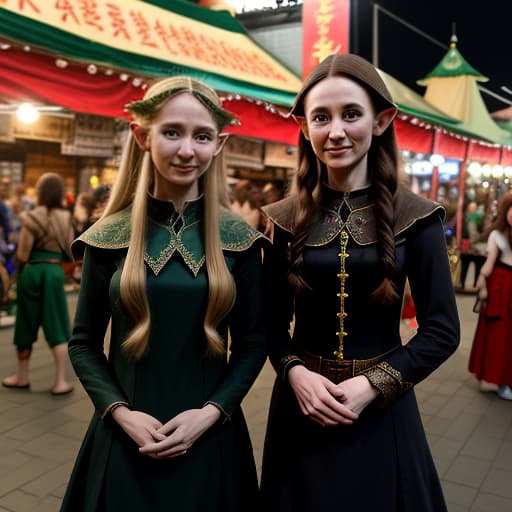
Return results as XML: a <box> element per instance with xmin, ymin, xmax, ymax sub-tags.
<box><xmin>172</xmin><ymin>164</ymin><xmax>197</xmax><ymax>173</ymax></box>
<box><xmin>324</xmin><ymin>146</ymin><xmax>351</xmax><ymax>154</ymax></box>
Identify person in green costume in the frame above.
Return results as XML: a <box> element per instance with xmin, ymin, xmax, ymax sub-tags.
<box><xmin>60</xmin><ymin>77</ymin><xmax>267</xmax><ymax>511</ymax></box>
<box><xmin>2</xmin><ymin>172</ymin><xmax>74</xmax><ymax>395</ymax></box>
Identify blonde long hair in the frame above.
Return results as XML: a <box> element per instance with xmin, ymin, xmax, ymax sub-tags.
<box><xmin>101</xmin><ymin>77</ymin><xmax>237</xmax><ymax>359</ymax></box>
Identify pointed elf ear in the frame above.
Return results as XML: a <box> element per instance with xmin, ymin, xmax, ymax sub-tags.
<box><xmin>373</xmin><ymin>107</ymin><xmax>398</xmax><ymax>136</ymax></box>
<box><xmin>295</xmin><ymin>116</ymin><xmax>310</xmax><ymax>140</ymax></box>
<box><xmin>214</xmin><ymin>133</ymin><xmax>229</xmax><ymax>156</ymax></box>
<box><xmin>130</xmin><ymin>122</ymin><xmax>150</xmax><ymax>151</ymax></box>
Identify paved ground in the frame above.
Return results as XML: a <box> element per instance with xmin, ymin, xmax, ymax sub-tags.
<box><xmin>0</xmin><ymin>291</ymin><xmax>511</xmax><ymax>511</ymax></box>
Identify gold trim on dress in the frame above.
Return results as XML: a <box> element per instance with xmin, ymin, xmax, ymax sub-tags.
<box><xmin>334</xmin><ymin>230</ymin><xmax>350</xmax><ymax>360</ymax></box>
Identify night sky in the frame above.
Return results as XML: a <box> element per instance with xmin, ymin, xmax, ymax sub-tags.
<box><xmin>352</xmin><ymin>0</ymin><xmax>510</xmax><ymax>114</ymax></box>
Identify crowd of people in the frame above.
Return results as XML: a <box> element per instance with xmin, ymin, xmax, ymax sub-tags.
<box><xmin>0</xmin><ymin>52</ymin><xmax>511</xmax><ymax>511</ymax></box>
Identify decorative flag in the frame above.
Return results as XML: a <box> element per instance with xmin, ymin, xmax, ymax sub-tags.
<box><xmin>302</xmin><ymin>0</ymin><xmax>351</xmax><ymax>78</ymax></box>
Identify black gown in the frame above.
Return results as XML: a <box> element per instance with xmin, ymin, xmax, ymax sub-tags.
<box><xmin>260</xmin><ymin>186</ymin><xmax>460</xmax><ymax>512</ymax></box>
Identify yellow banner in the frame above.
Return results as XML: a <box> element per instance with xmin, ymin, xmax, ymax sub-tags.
<box><xmin>2</xmin><ymin>0</ymin><xmax>301</xmax><ymax>92</ymax></box>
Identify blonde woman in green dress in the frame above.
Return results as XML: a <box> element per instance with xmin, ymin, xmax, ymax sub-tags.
<box><xmin>61</xmin><ymin>77</ymin><xmax>267</xmax><ymax>511</ymax></box>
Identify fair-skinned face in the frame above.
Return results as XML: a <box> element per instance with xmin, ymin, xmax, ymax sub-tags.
<box><xmin>131</xmin><ymin>93</ymin><xmax>227</xmax><ymax>208</ymax></box>
<box><xmin>507</xmin><ymin>205</ymin><xmax>512</xmax><ymax>227</ymax></box>
<box><xmin>298</xmin><ymin>76</ymin><xmax>396</xmax><ymax>192</ymax></box>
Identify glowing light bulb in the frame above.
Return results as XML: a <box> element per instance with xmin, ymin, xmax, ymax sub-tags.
<box><xmin>16</xmin><ymin>103</ymin><xmax>39</xmax><ymax>124</ymax></box>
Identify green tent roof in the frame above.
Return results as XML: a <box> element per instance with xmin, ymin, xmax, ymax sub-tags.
<box><xmin>418</xmin><ymin>46</ymin><xmax>488</xmax><ymax>84</ymax></box>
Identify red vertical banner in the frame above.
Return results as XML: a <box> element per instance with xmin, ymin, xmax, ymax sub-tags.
<box><xmin>302</xmin><ymin>0</ymin><xmax>351</xmax><ymax>79</ymax></box>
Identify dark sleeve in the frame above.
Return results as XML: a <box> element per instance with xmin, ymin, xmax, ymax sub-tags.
<box><xmin>364</xmin><ymin>214</ymin><xmax>460</xmax><ymax>406</ymax></box>
<box><xmin>205</xmin><ymin>243</ymin><xmax>268</xmax><ymax>419</ymax></box>
<box><xmin>68</xmin><ymin>246</ymin><xmax>129</xmax><ymax>417</ymax></box>
<box><xmin>264</xmin><ymin>225</ymin><xmax>304</xmax><ymax>380</ymax></box>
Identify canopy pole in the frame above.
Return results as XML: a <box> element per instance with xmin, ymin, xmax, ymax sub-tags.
<box><xmin>455</xmin><ymin>141</ymin><xmax>470</xmax><ymax>247</ymax></box>
<box><xmin>429</xmin><ymin>129</ymin><xmax>439</xmax><ymax>201</ymax></box>
<box><xmin>372</xmin><ymin>3</ymin><xmax>379</xmax><ymax>67</ymax></box>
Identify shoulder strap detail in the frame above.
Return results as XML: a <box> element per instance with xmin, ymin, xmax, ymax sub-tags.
<box><xmin>393</xmin><ymin>188</ymin><xmax>445</xmax><ymax>236</ymax></box>
<box><xmin>261</xmin><ymin>196</ymin><xmax>296</xmax><ymax>235</ymax></box>
<box><xmin>71</xmin><ymin>208</ymin><xmax>131</xmax><ymax>259</ymax></box>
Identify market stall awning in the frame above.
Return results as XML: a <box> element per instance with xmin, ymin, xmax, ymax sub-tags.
<box><xmin>0</xmin><ymin>0</ymin><xmax>301</xmax><ymax>106</ymax></box>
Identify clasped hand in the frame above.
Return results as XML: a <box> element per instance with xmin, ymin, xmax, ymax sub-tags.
<box><xmin>112</xmin><ymin>405</ymin><xmax>221</xmax><ymax>459</ymax></box>
<box><xmin>288</xmin><ymin>366</ymin><xmax>378</xmax><ymax>427</ymax></box>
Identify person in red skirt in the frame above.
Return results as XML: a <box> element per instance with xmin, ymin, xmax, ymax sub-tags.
<box><xmin>469</xmin><ymin>191</ymin><xmax>512</xmax><ymax>400</ymax></box>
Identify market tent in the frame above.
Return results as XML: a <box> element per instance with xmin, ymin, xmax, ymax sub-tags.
<box><xmin>379</xmin><ymin>69</ymin><xmax>459</xmax><ymax>126</ymax></box>
<box><xmin>0</xmin><ymin>0</ymin><xmax>301</xmax><ymax>143</ymax></box>
<box><xmin>417</xmin><ymin>38</ymin><xmax>512</xmax><ymax>147</ymax></box>
<box><xmin>374</xmin><ymin>69</ymin><xmax>512</xmax><ymax>164</ymax></box>
<box><xmin>1</xmin><ymin>1</ymin><xmax>510</xmax><ymax>150</ymax></box>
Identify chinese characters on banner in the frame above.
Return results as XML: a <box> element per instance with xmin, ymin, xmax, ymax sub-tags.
<box><xmin>302</xmin><ymin>0</ymin><xmax>351</xmax><ymax>78</ymax></box>
<box><xmin>1</xmin><ymin>0</ymin><xmax>301</xmax><ymax>92</ymax></box>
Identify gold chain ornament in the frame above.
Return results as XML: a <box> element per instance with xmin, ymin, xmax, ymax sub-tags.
<box><xmin>334</xmin><ymin>230</ymin><xmax>349</xmax><ymax>360</ymax></box>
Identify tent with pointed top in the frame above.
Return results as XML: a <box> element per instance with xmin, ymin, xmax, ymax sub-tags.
<box><xmin>415</xmin><ymin>36</ymin><xmax>512</xmax><ymax>246</ymax></box>
<box><xmin>417</xmin><ymin>39</ymin><xmax>512</xmax><ymax>147</ymax></box>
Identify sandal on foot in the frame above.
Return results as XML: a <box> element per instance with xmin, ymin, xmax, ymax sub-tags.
<box><xmin>2</xmin><ymin>380</ymin><xmax>30</xmax><ymax>390</ymax></box>
<box><xmin>51</xmin><ymin>386</ymin><xmax>74</xmax><ymax>396</ymax></box>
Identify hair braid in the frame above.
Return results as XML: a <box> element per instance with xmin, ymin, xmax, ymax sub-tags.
<box><xmin>369</xmin><ymin>131</ymin><xmax>399</xmax><ymax>303</ymax></box>
<box><xmin>288</xmin><ymin>134</ymin><xmax>320</xmax><ymax>293</ymax></box>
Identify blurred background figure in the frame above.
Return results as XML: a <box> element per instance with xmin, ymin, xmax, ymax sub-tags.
<box><xmin>468</xmin><ymin>191</ymin><xmax>512</xmax><ymax>400</ymax></box>
<box><xmin>72</xmin><ymin>191</ymin><xmax>95</xmax><ymax>237</ymax></box>
<box><xmin>457</xmin><ymin>201</ymin><xmax>487</xmax><ymax>290</ymax></box>
<box><xmin>72</xmin><ymin>185</ymin><xmax>112</xmax><ymax>236</ymax></box>
<box><xmin>12</xmin><ymin>183</ymin><xmax>36</xmax><ymax>214</ymax></box>
<box><xmin>230</xmin><ymin>178</ymin><xmax>264</xmax><ymax>230</ymax></box>
<box><xmin>2</xmin><ymin>172</ymin><xmax>74</xmax><ymax>395</ymax></box>
<box><xmin>70</xmin><ymin>185</ymin><xmax>112</xmax><ymax>284</ymax></box>
<box><xmin>262</xmin><ymin>182</ymin><xmax>283</xmax><ymax>206</ymax></box>
<box><xmin>88</xmin><ymin>184</ymin><xmax>111</xmax><ymax>227</ymax></box>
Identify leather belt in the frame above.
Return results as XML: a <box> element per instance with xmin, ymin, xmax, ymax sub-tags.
<box><xmin>28</xmin><ymin>259</ymin><xmax>62</xmax><ymax>264</ymax></box>
<box><xmin>297</xmin><ymin>348</ymin><xmax>391</xmax><ymax>383</ymax></box>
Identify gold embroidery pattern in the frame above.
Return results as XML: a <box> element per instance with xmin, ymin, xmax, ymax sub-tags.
<box><xmin>145</xmin><ymin>219</ymin><xmax>205</xmax><ymax>277</ymax></box>
<box><xmin>364</xmin><ymin>366</ymin><xmax>399</xmax><ymax>403</ymax></box>
<box><xmin>219</xmin><ymin>210</ymin><xmax>266</xmax><ymax>251</ymax></box>
<box><xmin>364</xmin><ymin>362</ymin><xmax>413</xmax><ymax>406</ymax></box>
<box><xmin>304</xmin><ymin>203</ymin><xmax>377</xmax><ymax>247</ymax></box>
<box><xmin>76</xmin><ymin>206</ymin><xmax>265</xmax><ymax>274</ymax></box>
<box><xmin>334</xmin><ymin>230</ymin><xmax>349</xmax><ymax>360</ymax></box>
<box><xmin>144</xmin><ymin>241</ymin><xmax>205</xmax><ymax>277</ymax></box>
<box><xmin>377</xmin><ymin>361</ymin><xmax>402</xmax><ymax>381</ymax></box>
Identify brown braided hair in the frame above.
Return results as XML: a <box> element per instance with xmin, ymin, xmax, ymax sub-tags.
<box><xmin>288</xmin><ymin>53</ymin><xmax>400</xmax><ymax>303</ymax></box>
<box><xmin>493</xmin><ymin>191</ymin><xmax>512</xmax><ymax>248</ymax></box>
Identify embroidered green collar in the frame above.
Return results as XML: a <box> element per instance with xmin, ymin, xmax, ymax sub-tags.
<box><xmin>73</xmin><ymin>195</ymin><xmax>265</xmax><ymax>276</ymax></box>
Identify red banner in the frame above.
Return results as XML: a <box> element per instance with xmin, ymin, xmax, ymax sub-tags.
<box><xmin>302</xmin><ymin>0</ymin><xmax>350</xmax><ymax>78</ymax></box>
<box><xmin>223</xmin><ymin>99</ymin><xmax>300</xmax><ymax>146</ymax></box>
<box><xmin>468</xmin><ymin>141</ymin><xmax>501</xmax><ymax>163</ymax></box>
<box><xmin>394</xmin><ymin>118</ymin><xmax>433</xmax><ymax>154</ymax></box>
<box><xmin>0</xmin><ymin>46</ymin><xmax>299</xmax><ymax>145</ymax></box>
<box><xmin>434</xmin><ymin>131</ymin><xmax>468</xmax><ymax>161</ymax></box>
<box><xmin>0</xmin><ymin>47</ymin><xmax>141</xmax><ymax>119</ymax></box>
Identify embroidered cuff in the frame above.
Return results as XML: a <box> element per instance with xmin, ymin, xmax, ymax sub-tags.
<box><xmin>204</xmin><ymin>401</ymin><xmax>230</xmax><ymax>423</ymax></box>
<box><xmin>101</xmin><ymin>400</ymin><xmax>130</xmax><ymax>420</ymax></box>
<box><xmin>279</xmin><ymin>355</ymin><xmax>306</xmax><ymax>382</ymax></box>
<box><xmin>364</xmin><ymin>362</ymin><xmax>413</xmax><ymax>408</ymax></box>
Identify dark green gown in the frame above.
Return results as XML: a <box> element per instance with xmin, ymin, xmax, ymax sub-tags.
<box><xmin>61</xmin><ymin>196</ymin><xmax>267</xmax><ymax>512</ymax></box>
